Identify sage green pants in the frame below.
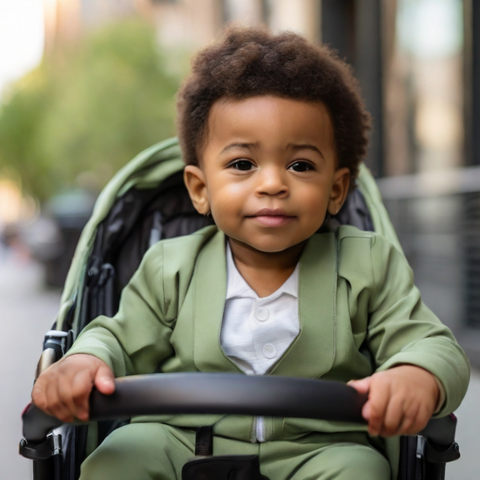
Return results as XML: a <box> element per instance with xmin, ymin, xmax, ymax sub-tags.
<box><xmin>80</xmin><ymin>423</ymin><xmax>391</xmax><ymax>480</ymax></box>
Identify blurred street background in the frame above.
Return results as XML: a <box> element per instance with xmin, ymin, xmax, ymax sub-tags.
<box><xmin>1</xmin><ymin>0</ymin><xmax>480</xmax><ymax>478</ymax></box>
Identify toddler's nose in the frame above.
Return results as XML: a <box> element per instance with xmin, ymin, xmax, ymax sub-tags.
<box><xmin>256</xmin><ymin>167</ymin><xmax>288</xmax><ymax>197</ymax></box>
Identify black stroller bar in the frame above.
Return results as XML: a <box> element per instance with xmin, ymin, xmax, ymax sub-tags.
<box><xmin>20</xmin><ymin>372</ymin><xmax>461</xmax><ymax>480</ymax></box>
<box><xmin>22</xmin><ymin>373</ymin><xmax>368</xmax><ymax>443</ymax></box>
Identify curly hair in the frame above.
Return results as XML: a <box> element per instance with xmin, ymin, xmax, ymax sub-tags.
<box><xmin>176</xmin><ymin>25</ymin><xmax>371</xmax><ymax>185</ymax></box>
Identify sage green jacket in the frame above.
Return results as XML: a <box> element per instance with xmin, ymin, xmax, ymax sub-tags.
<box><xmin>67</xmin><ymin>224</ymin><xmax>469</xmax><ymax>469</ymax></box>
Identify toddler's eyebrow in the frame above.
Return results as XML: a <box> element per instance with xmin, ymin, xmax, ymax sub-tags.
<box><xmin>221</xmin><ymin>142</ymin><xmax>257</xmax><ymax>153</ymax></box>
<box><xmin>221</xmin><ymin>142</ymin><xmax>324</xmax><ymax>158</ymax></box>
<box><xmin>289</xmin><ymin>143</ymin><xmax>325</xmax><ymax>159</ymax></box>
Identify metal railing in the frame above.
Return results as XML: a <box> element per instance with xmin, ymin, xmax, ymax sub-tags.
<box><xmin>377</xmin><ymin>166</ymin><xmax>480</xmax><ymax>335</ymax></box>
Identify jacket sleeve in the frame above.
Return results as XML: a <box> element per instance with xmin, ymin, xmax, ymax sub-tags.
<box><xmin>65</xmin><ymin>241</ymin><xmax>175</xmax><ymax>377</ymax></box>
<box><xmin>366</xmin><ymin>234</ymin><xmax>470</xmax><ymax>417</ymax></box>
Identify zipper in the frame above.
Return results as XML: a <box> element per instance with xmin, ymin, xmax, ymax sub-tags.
<box><xmin>255</xmin><ymin>416</ymin><xmax>265</xmax><ymax>442</ymax></box>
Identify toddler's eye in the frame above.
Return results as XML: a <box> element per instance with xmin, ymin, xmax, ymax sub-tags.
<box><xmin>231</xmin><ymin>160</ymin><xmax>254</xmax><ymax>171</ymax></box>
<box><xmin>289</xmin><ymin>161</ymin><xmax>314</xmax><ymax>172</ymax></box>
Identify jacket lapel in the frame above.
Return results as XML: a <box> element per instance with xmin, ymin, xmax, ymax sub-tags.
<box><xmin>193</xmin><ymin>229</ymin><xmax>243</xmax><ymax>373</ymax></box>
<box><xmin>192</xmin><ymin>230</ymin><xmax>338</xmax><ymax>378</ymax></box>
<box><xmin>270</xmin><ymin>233</ymin><xmax>338</xmax><ymax>378</ymax></box>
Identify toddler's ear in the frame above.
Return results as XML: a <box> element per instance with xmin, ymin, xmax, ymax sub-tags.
<box><xmin>327</xmin><ymin>167</ymin><xmax>350</xmax><ymax>216</ymax></box>
<box><xmin>184</xmin><ymin>165</ymin><xmax>211</xmax><ymax>215</ymax></box>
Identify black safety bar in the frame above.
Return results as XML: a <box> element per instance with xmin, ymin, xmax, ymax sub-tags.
<box><xmin>22</xmin><ymin>373</ymin><xmax>367</xmax><ymax>443</ymax></box>
<box><xmin>20</xmin><ymin>372</ymin><xmax>461</xmax><ymax>480</ymax></box>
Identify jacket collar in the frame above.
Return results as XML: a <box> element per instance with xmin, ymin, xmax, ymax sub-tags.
<box><xmin>225</xmin><ymin>241</ymin><xmax>299</xmax><ymax>301</ymax></box>
<box><xmin>193</xmin><ymin>229</ymin><xmax>337</xmax><ymax>378</ymax></box>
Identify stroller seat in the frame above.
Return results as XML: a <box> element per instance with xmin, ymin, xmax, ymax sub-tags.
<box><xmin>20</xmin><ymin>137</ymin><xmax>461</xmax><ymax>480</ymax></box>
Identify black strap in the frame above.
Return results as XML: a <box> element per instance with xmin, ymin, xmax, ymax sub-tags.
<box><xmin>195</xmin><ymin>426</ymin><xmax>213</xmax><ymax>456</ymax></box>
<box><xmin>182</xmin><ymin>455</ymin><xmax>269</xmax><ymax>480</ymax></box>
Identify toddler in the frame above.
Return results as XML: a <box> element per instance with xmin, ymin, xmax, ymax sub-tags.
<box><xmin>32</xmin><ymin>26</ymin><xmax>470</xmax><ymax>480</ymax></box>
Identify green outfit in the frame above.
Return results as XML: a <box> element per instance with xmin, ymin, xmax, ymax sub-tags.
<box><xmin>67</xmin><ymin>225</ymin><xmax>470</xmax><ymax>479</ymax></box>
<box><xmin>81</xmin><ymin>423</ymin><xmax>390</xmax><ymax>480</ymax></box>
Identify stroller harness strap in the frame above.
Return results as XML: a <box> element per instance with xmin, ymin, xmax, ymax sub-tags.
<box><xmin>195</xmin><ymin>426</ymin><xmax>213</xmax><ymax>457</ymax></box>
<box><xmin>182</xmin><ymin>455</ymin><xmax>268</xmax><ymax>480</ymax></box>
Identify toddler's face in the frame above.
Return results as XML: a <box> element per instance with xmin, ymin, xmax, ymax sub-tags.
<box><xmin>185</xmin><ymin>95</ymin><xmax>349</xmax><ymax>253</ymax></box>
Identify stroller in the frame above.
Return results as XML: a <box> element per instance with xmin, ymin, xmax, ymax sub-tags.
<box><xmin>20</xmin><ymin>137</ymin><xmax>461</xmax><ymax>480</ymax></box>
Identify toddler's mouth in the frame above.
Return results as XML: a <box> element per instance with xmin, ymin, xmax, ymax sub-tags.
<box><xmin>248</xmin><ymin>208</ymin><xmax>296</xmax><ymax>227</ymax></box>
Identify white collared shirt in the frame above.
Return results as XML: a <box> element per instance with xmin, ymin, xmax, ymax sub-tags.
<box><xmin>220</xmin><ymin>243</ymin><xmax>301</xmax><ymax>443</ymax></box>
<box><xmin>220</xmin><ymin>242</ymin><xmax>300</xmax><ymax>376</ymax></box>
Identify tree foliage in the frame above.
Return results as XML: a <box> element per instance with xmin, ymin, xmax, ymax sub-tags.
<box><xmin>0</xmin><ymin>19</ymin><xmax>180</xmax><ymax>200</ymax></box>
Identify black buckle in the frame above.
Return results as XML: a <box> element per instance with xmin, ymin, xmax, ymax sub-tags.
<box><xmin>19</xmin><ymin>433</ymin><xmax>62</xmax><ymax>461</ymax></box>
<box><xmin>424</xmin><ymin>440</ymin><xmax>460</xmax><ymax>464</ymax></box>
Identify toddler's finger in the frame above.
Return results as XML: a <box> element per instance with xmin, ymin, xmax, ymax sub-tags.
<box><xmin>379</xmin><ymin>394</ymin><xmax>407</xmax><ymax>437</ymax></box>
<box><xmin>365</xmin><ymin>378</ymin><xmax>390</xmax><ymax>436</ymax></box>
<box><xmin>347</xmin><ymin>377</ymin><xmax>371</xmax><ymax>394</ymax></box>
<box><xmin>348</xmin><ymin>377</ymin><xmax>373</xmax><ymax>422</ymax></box>
<box><xmin>44</xmin><ymin>379</ymin><xmax>75</xmax><ymax>422</ymax></box>
<box><xmin>31</xmin><ymin>378</ymin><xmax>48</xmax><ymax>411</ymax></box>
<box><xmin>395</xmin><ymin>408</ymin><xmax>418</xmax><ymax>436</ymax></box>
<box><xmin>406</xmin><ymin>403</ymin><xmax>432</xmax><ymax>435</ymax></box>
<box><xmin>94</xmin><ymin>364</ymin><xmax>115</xmax><ymax>395</ymax></box>
<box><xmin>71</xmin><ymin>369</ymin><xmax>95</xmax><ymax>421</ymax></box>
<box><xmin>362</xmin><ymin>400</ymin><xmax>371</xmax><ymax>421</ymax></box>
<box><xmin>57</xmin><ymin>375</ymin><xmax>81</xmax><ymax>421</ymax></box>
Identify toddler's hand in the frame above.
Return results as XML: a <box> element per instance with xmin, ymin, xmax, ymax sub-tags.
<box><xmin>348</xmin><ymin>365</ymin><xmax>439</xmax><ymax>437</ymax></box>
<box><xmin>31</xmin><ymin>353</ymin><xmax>115</xmax><ymax>423</ymax></box>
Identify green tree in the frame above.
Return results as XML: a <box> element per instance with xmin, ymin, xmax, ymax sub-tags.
<box><xmin>0</xmin><ymin>19</ymin><xmax>180</xmax><ymax>200</ymax></box>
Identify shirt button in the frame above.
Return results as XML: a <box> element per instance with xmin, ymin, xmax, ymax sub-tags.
<box><xmin>263</xmin><ymin>343</ymin><xmax>277</xmax><ymax>359</ymax></box>
<box><xmin>255</xmin><ymin>307</ymin><xmax>269</xmax><ymax>322</ymax></box>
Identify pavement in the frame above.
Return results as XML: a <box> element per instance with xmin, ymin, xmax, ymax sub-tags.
<box><xmin>1</xmin><ymin>247</ymin><xmax>479</xmax><ymax>479</ymax></box>
<box><xmin>0</xmin><ymin>248</ymin><xmax>61</xmax><ymax>479</ymax></box>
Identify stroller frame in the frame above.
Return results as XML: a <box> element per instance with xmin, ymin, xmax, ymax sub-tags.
<box><xmin>20</xmin><ymin>138</ymin><xmax>461</xmax><ymax>480</ymax></box>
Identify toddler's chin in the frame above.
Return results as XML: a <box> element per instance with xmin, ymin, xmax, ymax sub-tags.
<box><xmin>234</xmin><ymin>238</ymin><xmax>306</xmax><ymax>255</ymax></box>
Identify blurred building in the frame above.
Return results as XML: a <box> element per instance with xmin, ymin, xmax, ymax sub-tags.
<box><xmin>145</xmin><ymin>0</ymin><xmax>320</xmax><ymax>48</ymax></box>
<box><xmin>41</xmin><ymin>0</ymin><xmax>380</xmax><ymax>171</ymax></box>
<box><xmin>43</xmin><ymin>0</ymin><xmax>320</xmax><ymax>52</ymax></box>
<box><xmin>0</xmin><ymin>180</ymin><xmax>27</xmax><ymax>224</ymax></box>
<box><xmin>43</xmin><ymin>0</ymin><xmax>138</xmax><ymax>50</ymax></box>
<box><xmin>37</xmin><ymin>0</ymin><xmax>480</xmax><ymax>174</ymax></box>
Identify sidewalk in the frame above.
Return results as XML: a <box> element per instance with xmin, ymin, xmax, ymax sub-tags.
<box><xmin>447</xmin><ymin>369</ymin><xmax>480</xmax><ymax>480</ymax></box>
<box><xmin>0</xmin><ymin>251</ymin><xmax>62</xmax><ymax>479</ymax></box>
